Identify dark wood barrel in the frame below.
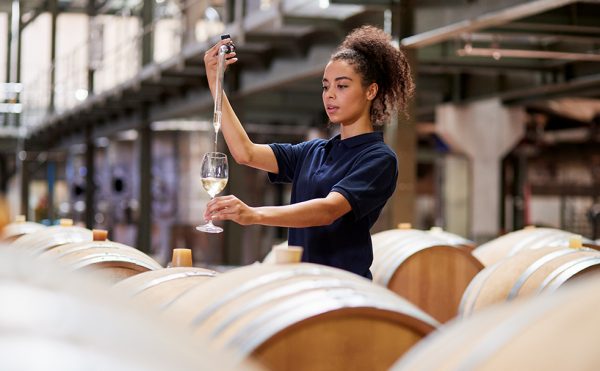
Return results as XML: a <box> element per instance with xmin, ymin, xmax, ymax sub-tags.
<box><xmin>0</xmin><ymin>248</ymin><xmax>258</xmax><ymax>371</ymax></box>
<box><xmin>391</xmin><ymin>273</ymin><xmax>600</xmax><ymax>370</ymax></box>
<box><xmin>460</xmin><ymin>246</ymin><xmax>600</xmax><ymax>317</ymax></box>
<box><xmin>371</xmin><ymin>228</ymin><xmax>484</xmax><ymax>323</ymax></box>
<box><xmin>113</xmin><ymin>267</ymin><xmax>217</xmax><ymax>309</ymax></box>
<box><xmin>473</xmin><ymin>227</ymin><xmax>595</xmax><ymax>267</ymax></box>
<box><xmin>161</xmin><ymin>263</ymin><xmax>438</xmax><ymax>371</ymax></box>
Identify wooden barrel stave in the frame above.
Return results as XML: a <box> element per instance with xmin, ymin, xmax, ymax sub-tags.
<box><xmin>473</xmin><ymin>227</ymin><xmax>594</xmax><ymax>266</ymax></box>
<box><xmin>55</xmin><ymin>247</ymin><xmax>162</xmax><ymax>282</ymax></box>
<box><xmin>0</xmin><ymin>249</ymin><xmax>258</xmax><ymax>371</ymax></box>
<box><xmin>113</xmin><ymin>267</ymin><xmax>217</xmax><ymax>309</ymax></box>
<box><xmin>10</xmin><ymin>225</ymin><xmax>93</xmax><ymax>254</ymax></box>
<box><xmin>40</xmin><ymin>240</ymin><xmax>137</xmax><ymax>259</ymax></box>
<box><xmin>162</xmin><ymin>263</ymin><xmax>438</xmax><ymax>371</ymax></box>
<box><xmin>461</xmin><ymin>247</ymin><xmax>600</xmax><ymax>317</ymax></box>
<box><xmin>1</xmin><ymin>221</ymin><xmax>46</xmax><ymax>242</ymax></box>
<box><xmin>515</xmin><ymin>249</ymin><xmax>599</xmax><ymax>297</ymax></box>
<box><xmin>539</xmin><ymin>256</ymin><xmax>600</xmax><ymax>293</ymax></box>
<box><xmin>391</xmin><ymin>274</ymin><xmax>600</xmax><ymax>371</ymax></box>
<box><xmin>371</xmin><ymin>229</ymin><xmax>483</xmax><ymax>323</ymax></box>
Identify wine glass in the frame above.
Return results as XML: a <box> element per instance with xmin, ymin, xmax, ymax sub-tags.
<box><xmin>196</xmin><ymin>152</ymin><xmax>228</xmax><ymax>233</ymax></box>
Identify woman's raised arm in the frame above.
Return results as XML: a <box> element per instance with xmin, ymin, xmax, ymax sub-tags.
<box><xmin>204</xmin><ymin>39</ymin><xmax>278</xmax><ymax>173</ymax></box>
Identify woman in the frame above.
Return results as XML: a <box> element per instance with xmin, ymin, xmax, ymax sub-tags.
<box><xmin>203</xmin><ymin>25</ymin><xmax>414</xmax><ymax>278</ymax></box>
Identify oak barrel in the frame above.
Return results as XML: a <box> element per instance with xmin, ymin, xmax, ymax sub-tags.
<box><xmin>0</xmin><ymin>248</ymin><xmax>258</xmax><ymax>371</ymax></box>
<box><xmin>53</xmin><ymin>246</ymin><xmax>162</xmax><ymax>282</ymax></box>
<box><xmin>391</xmin><ymin>273</ymin><xmax>600</xmax><ymax>370</ymax></box>
<box><xmin>473</xmin><ymin>227</ymin><xmax>594</xmax><ymax>266</ymax></box>
<box><xmin>460</xmin><ymin>246</ymin><xmax>600</xmax><ymax>317</ymax></box>
<box><xmin>113</xmin><ymin>267</ymin><xmax>217</xmax><ymax>309</ymax></box>
<box><xmin>0</xmin><ymin>219</ymin><xmax>46</xmax><ymax>242</ymax></box>
<box><xmin>10</xmin><ymin>223</ymin><xmax>92</xmax><ymax>255</ymax></box>
<box><xmin>371</xmin><ymin>228</ymin><xmax>483</xmax><ymax>323</ymax></box>
<box><xmin>161</xmin><ymin>263</ymin><xmax>438</xmax><ymax>371</ymax></box>
<box><xmin>427</xmin><ymin>226</ymin><xmax>476</xmax><ymax>251</ymax></box>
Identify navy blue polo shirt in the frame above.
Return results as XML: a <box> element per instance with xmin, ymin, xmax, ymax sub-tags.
<box><xmin>268</xmin><ymin>131</ymin><xmax>398</xmax><ymax>278</ymax></box>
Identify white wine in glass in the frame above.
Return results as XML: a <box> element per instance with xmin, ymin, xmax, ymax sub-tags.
<box><xmin>196</xmin><ymin>152</ymin><xmax>228</xmax><ymax>233</ymax></box>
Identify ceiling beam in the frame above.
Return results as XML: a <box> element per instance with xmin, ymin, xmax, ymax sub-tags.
<box><xmin>402</xmin><ymin>0</ymin><xmax>581</xmax><ymax>48</ymax></box>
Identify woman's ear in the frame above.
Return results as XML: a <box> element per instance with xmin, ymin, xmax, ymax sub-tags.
<box><xmin>366</xmin><ymin>83</ymin><xmax>378</xmax><ymax>101</ymax></box>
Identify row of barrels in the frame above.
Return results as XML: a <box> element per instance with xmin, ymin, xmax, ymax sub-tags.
<box><xmin>371</xmin><ymin>226</ymin><xmax>600</xmax><ymax>369</ymax></box>
<box><xmin>2</xmin><ymin>217</ymin><xmax>600</xmax><ymax>370</ymax></box>
<box><xmin>270</xmin><ymin>224</ymin><xmax>600</xmax><ymax>324</ymax></box>
<box><xmin>0</xmin><ymin>217</ymin><xmax>439</xmax><ymax>371</ymax></box>
<box><xmin>0</xmin><ymin>248</ymin><xmax>257</xmax><ymax>371</ymax></box>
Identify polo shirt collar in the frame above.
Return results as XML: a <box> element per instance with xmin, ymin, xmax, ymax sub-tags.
<box><xmin>327</xmin><ymin>131</ymin><xmax>384</xmax><ymax>149</ymax></box>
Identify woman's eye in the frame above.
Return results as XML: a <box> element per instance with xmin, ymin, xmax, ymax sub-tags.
<box><xmin>337</xmin><ymin>85</ymin><xmax>347</xmax><ymax>89</ymax></box>
<box><xmin>322</xmin><ymin>86</ymin><xmax>328</xmax><ymax>91</ymax></box>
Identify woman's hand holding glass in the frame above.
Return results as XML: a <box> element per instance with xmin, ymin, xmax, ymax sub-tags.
<box><xmin>196</xmin><ymin>152</ymin><xmax>228</xmax><ymax>233</ymax></box>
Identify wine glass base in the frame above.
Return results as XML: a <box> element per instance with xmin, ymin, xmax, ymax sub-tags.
<box><xmin>196</xmin><ymin>224</ymin><xmax>223</xmax><ymax>233</ymax></box>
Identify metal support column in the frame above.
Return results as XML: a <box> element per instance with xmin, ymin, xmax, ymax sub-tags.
<box><xmin>388</xmin><ymin>0</ymin><xmax>417</xmax><ymax>228</ymax></box>
<box><xmin>0</xmin><ymin>156</ymin><xmax>7</xmax><ymax>193</ymax></box>
<box><xmin>48</xmin><ymin>0</ymin><xmax>57</xmax><ymax>113</ymax></box>
<box><xmin>141</xmin><ymin>0</ymin><xmax>154</xmax><ymax>67</ymax></box>
<box><xmin>136</xmin><ymin>0</ymin><xmax>154</xmax><ymax>253</ymax></box>
<box><xmin>136</xmin><ymin>107</ymin><xmax>152</xmax><ymax>254</ymax></box>
<box><xmin>9</xmin><ymin>0</ymin><xmax>27</xmax><ymax>217</ymax></box>
<box><xmin>87</xmin><ymin>0</ymin><xmax>96</xmax><ymax>95</ymax></box>
<box><xmin>512</xmin><ymin>152</ymin><xmax>527</xmax><ymax>230</ymax></box>
<box><xmin>85</xmin><ymin>125</ymin><xmax>96</xmax><ymax>228</ymax></box>
<box><xmin>4</xmin><ymin>17</ymin><xmax>11</xmax><ymax>126</ymax></box>
<box><xmin>5</xmin><ymin>17</ymin><xmax>10</xmax><ymax>89</ymax></box>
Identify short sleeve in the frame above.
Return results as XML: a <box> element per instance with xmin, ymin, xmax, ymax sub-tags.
<box><xmin>268</xmin><ymin>142</ymin><xmax>306</xmax><ymax>184</ymax></box>
<box><xmin>331</xmin><ymin>151</ymin><xmax>398</xmax><ymax>220</ymax></box>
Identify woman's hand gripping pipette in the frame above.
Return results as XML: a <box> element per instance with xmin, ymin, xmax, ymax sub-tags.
<box><xmin>205</xmin><ymin>35</ymin><xmax>236</xmax><ymax>151</ymax></box>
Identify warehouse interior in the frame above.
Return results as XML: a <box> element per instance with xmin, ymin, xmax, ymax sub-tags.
<box><xmin>0</xmin><ymin>1</ymin><xmax>600</xmax><ymax>369</ymax></box>
<box><xmin>2</xmin><ymin>0</ymin><xmax>599</xmax><ymax>264</ymax></box>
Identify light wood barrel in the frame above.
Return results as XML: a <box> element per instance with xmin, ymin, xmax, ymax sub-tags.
<box><xmin>460</xmin><ymin>246</ymin><xmax>600</xmax><ymax>317</ymax></box>
<box><xmin>10</xmin><ymin>225</ymin><xmax>93</xmax><ymax>254</ymax></box>
<box><xmin>1</xmin><ymin>221</ymin><xmax>46</xmax><ymax>242</ymax></box>
<box><xmin>391</xmin><ymin>273</ymin><xmax>600</xmax><ymax>371</ymax></box>
<box><xmin>371</xmin><ymin>229</ymin><xmax>484</xmax><ymax>323</ymax></box>
<box><xmin>161</xmin><ymin>263</ymin><xmax>438</xmax><ymax>371</ymax></box>
<box><xmin>53</xmin><ymin>245</ymin><xmax>163</xmax><ymax>282</ymax></box>
<box><xmin>113</xmin><ymin>267</ymin><xmax>217</xmax><ymax>309</ymax></box>
<box><xmin>0</xmin><ymin>248</ymin><xmax>258</xmax><ymax>371</ymax></box>
<box><xmin>427</xmin><ymin>227</ymin><xmax>476</xmax><ymax>251</ymax></box>
<box><xmin>473</xmin><ymin>227</ymin><xmax>594</xmax><ymax>266</ymax></box>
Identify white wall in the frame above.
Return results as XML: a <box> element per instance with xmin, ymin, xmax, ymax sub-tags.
<box><xmin>0</xmin><ymin>13</ymin><xmax>7</xmax><ymax>83</ymax></box>
<box><xmin>529</xmin><ymin>196</ymin><xmax>561</xmax><ymax>228</ymax></box>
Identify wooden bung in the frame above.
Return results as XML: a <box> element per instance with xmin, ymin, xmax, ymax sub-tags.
<box><xmin>92</xmin><ymin>229</ymin><xmax>109</xmax><ymax>241</ymax></box>
<box><xmin>569</xmin><ymin>235</ymin><xmax>583</xmax><ymax>249</ymax></box>
<box><xmin>172</xmin><ymin>248</ymin><xmax>193</xmax><ymax>267</ymax></box>
<box><xmin>397</xmin><ymin>223</ymin><xmax>412</xmax><ymax>230</ymax></box>
<box><xmin>274</xmin><ymin>246</ymin><xmax>303</xmax><ymax>264</ymax></box>
<box><xmin>59</xmin><ymin>218</ymin><xmax>74</xmax><ymax>227</ymax></box>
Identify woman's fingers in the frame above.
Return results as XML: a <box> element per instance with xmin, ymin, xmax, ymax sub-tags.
<box><xmin>204</xmin><ymin>195</ymin><xmax>251</xmax><ymax>223</ymax></box>
<box><xmin>205</xmin><ymin>195</ymin><xmax>237</xmax><ymax>219</ymax></box>
<box><xmin>205</xmin><ymin>39</ymin><xmax>236</xmax><ymax>60</ymax></box>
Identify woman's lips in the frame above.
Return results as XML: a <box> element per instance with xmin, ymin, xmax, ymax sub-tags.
<box><xmin>326</xmin><ymin>105</ymin><xmax>339</xmax><ymax>114</ymax></box>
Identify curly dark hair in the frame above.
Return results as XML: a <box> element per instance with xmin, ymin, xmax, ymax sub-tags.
<box><xmin>331</xmin><ymin>25</ymin><xmax>414</xmax><ymax>125</ymax></box>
